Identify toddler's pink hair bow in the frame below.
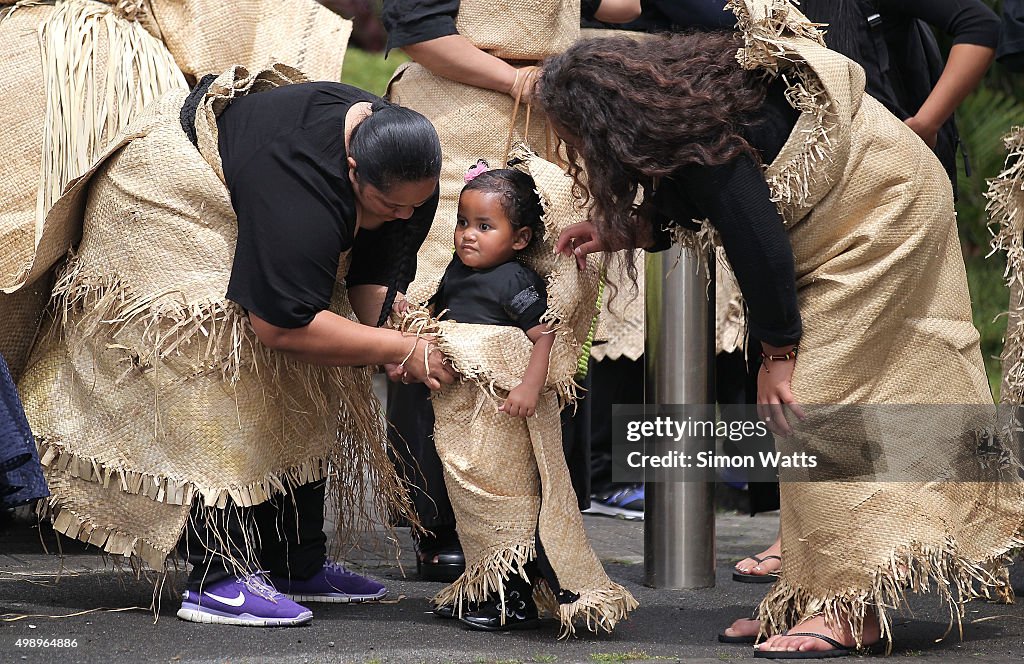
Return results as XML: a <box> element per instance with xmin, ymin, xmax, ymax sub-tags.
<box><xmin>464</xmin><ymin>159</ymin><xmax>490</xmax><ymax>183</ymax></box>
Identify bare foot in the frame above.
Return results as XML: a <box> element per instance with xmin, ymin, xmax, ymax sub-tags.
<box><xmin>734</xmin><ymin>537</ymin><xmax>782</xmax><ymax>577</ymax></box>
<box><xmin>755</xmin><ymin>613</ymin><xmax>882</xmax><ymax>653</ymax></box>
<box><xmin>722</xmin><ymin>617</ymin><xmax>761</xmax><ymax>640</ymax></box>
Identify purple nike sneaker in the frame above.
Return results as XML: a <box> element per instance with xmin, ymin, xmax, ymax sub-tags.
<box><xmin>269</xmin><ymin>559</ymin><xmax>387</xmax><ymax>603</ymax></box>
<box><xmin>177</xmin><ymin>574</ymin><xmax>313</xmax><ymax>627</ymax></box>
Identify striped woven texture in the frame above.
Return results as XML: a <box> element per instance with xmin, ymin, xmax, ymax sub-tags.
<box><xmin>0</xmin><ymin>0</ymin><xmax>186</xmax><ymax>295</ymax></box>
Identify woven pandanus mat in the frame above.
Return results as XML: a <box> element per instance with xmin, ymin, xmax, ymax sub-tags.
<box><xmin>21</xmin><ymin>64</ymin><xmax>415</xmax><ymax>571</ymax></box>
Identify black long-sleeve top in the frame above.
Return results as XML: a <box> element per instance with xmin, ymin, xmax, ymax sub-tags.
<box><xmin>648</xmin><ymin>78</ymin><xmax>803</xmax><ymax>347</ymax></box>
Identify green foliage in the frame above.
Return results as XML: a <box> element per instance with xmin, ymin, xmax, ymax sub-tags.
<box><xmin>965</xmin><ymin>252</ymin><xmax>1009</xmax><ymax>399</ymax></box>
<box><xmin>341</xmin><ymin>47</ymin><xmax>409</xmax><ymax>96</ymax></box>
<box><xmin>955</xmin><ymin>87</ymin><xmax>1024</xmax><ymax>253</ymax></box>
<box><xmin>955</xmin><ymin>84</ymin><xmax>1024</xmax><ymax>394</ymax></box>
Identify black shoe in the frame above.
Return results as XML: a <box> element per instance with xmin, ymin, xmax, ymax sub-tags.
<box><xmin>433</xmin><ymin>603</ymin><xmax>455</xmax><ymax>619</ymax></box>
<box><xmin>417</xmin><ymin>531</ymin><xmax>466</xmax><ymax>583</ymax></box>
<box><xmin>432</xmin><ymin>600</ymin><xmax>478</xmax><ymax>619</ymax></box>
<box><xmin>458</xmin><ymin>579</ymin><xmax>539</xmax><ymax>632</ymax></box>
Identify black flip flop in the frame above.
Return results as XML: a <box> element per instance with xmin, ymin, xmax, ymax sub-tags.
<box><xmin>732</xmin><ymin>554</ymin><xmax>782</xmax><ymax>583</ymax></box>
<box><xmin>754</xmin><ymin>632</ymin><xmax>871</xmax><ymax>659</ymax></box>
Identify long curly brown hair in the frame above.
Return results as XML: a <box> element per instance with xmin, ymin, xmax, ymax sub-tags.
<box><xmin>537</xmin><ymin>31</ymin><xmax>771</xmax><ymax>281</ymax></box>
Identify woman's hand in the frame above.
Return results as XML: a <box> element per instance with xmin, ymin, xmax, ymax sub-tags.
<box><xmin>500</xmin><ymin>383</ymin><xmax>540</xmax><ymax>418</ymax></box>
<box><xmin>904</xmin><ymin>115</ymin><xmax>939</xmax><ymax>149</ymax></box>
<box><xmin>392</xmin><ymin>293</ymin><xmax>410</xmax><ymax>316</ymax></box>
<box><xmin>509</xmin><ymin>66</ymin><xmax>540</xmax><ymax>103</ymax></box>
<box><xmin>756</xmin><ymin>344</ymin><xmax>806</xmax><ymax>436</ymax></box>
<box><xmin>554</xmin><ymin>222</ymin><xmax>609</xmax><ymax>270</ymax></box>
<box><xmin>383</xmin><ymin>362</ymin><xmax>406</xmax><ymax>383</ymax></box>
<box><xmin>400</xmin><ymin>337</ymin><xmax>457</xmax><ymax>391</ymax></box>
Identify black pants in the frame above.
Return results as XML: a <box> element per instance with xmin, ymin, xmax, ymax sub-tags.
<box><xmin>387</xmin><ymin>381</ymin><xmax>454</xmax><ymax>533</ymax></box>
<box><xmin>177</xmin><ymin>480</ymin><xmax>327</xmax><ymax>591</ymax></box>
<box><xmin>587</xmin><ymin>356</ymin><xmax>645</xmax><ymax>496</ymax></box>
<box><xmin>719</xmin><ymin>345</ymin><xmax>780</xmax><ymax>515</ymax></box>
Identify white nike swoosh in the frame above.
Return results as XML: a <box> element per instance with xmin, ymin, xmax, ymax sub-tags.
<box><xmin>204</xmin><ymin>590</ymin><xmax>246</xmax><ymax>607</ymax></box>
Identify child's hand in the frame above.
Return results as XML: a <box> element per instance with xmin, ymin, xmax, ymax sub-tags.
<box><xmin>500</xmin><ymin>384</ymin><xmax>540</xmax><ymax>418</ymax></box>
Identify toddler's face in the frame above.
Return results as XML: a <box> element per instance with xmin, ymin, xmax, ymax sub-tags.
<box><xmin>454</xmin><ymin>190</ymin><xmax>530</xmax><ymax>269</ymax></box>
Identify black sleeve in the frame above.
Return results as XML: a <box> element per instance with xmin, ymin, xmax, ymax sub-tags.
<box><xmin>226</xmin><ymin>146</ymin><xmax>345</xmax><ymax>330</ymax></box>
<box><xmin>676</xmin><ymin>157</ymin><xmax>802</xmax><ymax>347</ymax></box>
<box><xmin>347</xmin><ymin>186</ymin><xmax>440</xmax><ymax>292</ymax></box>
<box><xmin>581</xmin><ymin>0</ymin><xmax>601</xmax><ymax>22</ymax></box>
<box><xmin>649</xmin><ymin>0</ymin><xmax>736</xmax><ymax>30</ymax></box>
<box><xmin>998</xmin><ymin>0</ymin><xmax>1024</xmax><ymax>70</ymax></box>
<box><xmin>501</xmin><ymin>265</ymin><xmax>548</xmax><ymax>332</ymax></box>
<box><xmin>381</xmin><ymin>0</ymin><xmax>460</xmax><ymax>52</ymax></box>
<box><xmin>879</xmin><ymin>0</ymin><xmax>1000</xmax><ymax>48</ymax></box>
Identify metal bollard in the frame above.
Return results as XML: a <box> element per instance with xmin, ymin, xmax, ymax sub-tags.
<box><xmin>643</xmin><ymin>245</ymin><xmax>716</xmax><ymax>589</ymax></box>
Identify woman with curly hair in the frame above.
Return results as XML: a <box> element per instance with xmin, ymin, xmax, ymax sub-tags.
<box><xmin>538</xmin><ymin>0</ymin><xmax>1024</xmax><ymax>657</ymax></box>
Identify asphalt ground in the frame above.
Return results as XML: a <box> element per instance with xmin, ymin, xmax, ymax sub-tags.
<box><xmin>3</xmin><ymin>509</ymin><xmax>1024</xmax><ymax>664</ymax></box>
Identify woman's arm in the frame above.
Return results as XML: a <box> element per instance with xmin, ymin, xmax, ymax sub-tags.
<box><xmin>347</xmin><ymin>284</ymin><xmax>388</xmax><ymax>325</ymax></box>
<box><xmin>401</xmin><ymin>35</ymin><xmax>520</xmax><ymax>96</ymax></box>
<box><xmin>676</xmin><ymin>155</ymin><xmax>804</xmax><ymax>431</ymax></box>
<box><xmin>381</xmin><ymin>0</ymin><xmax>523</xmax><ymax>96</ymax></box>
<box><xmin>884</xmin><ymin>0</ymin><xmax>999</xmax><ymax>147</ymax></box>
<box><xmin>905</xmin><ymin>43</ymin><xmax>994</xmax><ymax>148</ymax></box>
<box><xmin>499</xmin><ymin>324</ymin><xmax>556</xmax><ymax>418</ymax></box>
<box><xmin>593</xmin><ymin>0</ymin><xmax>642</xmax><ymax>23</ymax></box>
<box><xmin>250</xmin><ymin>310</ymin><xmax>455</xmax><ymax>389</ymax></box>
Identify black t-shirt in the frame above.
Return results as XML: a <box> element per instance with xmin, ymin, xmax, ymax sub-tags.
<box><xmin>218</xmin><ymin>82</ymin><xmax>438</xmax><ymax>329</ymax></box>
<box><xmin>381</xmin><ymin>0</ymin><xmax>460</xmax><ymax>52</ymax></box>
<box><xmin>431</xmin><ymin>255</ymin><xmax>548</xmax><ymax>332</ymax></box>
<box><xmin>582</xmin><ymin>0</ymin><xmax>736</xmax><ymax>32</ymax></box>
<box><xmin>648</xmin><ymin>78</ymin><xmax>803</xmax><ymax>347</ymax></box>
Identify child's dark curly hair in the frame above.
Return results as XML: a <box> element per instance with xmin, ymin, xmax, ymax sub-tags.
<box><xmin>462</xmin><ymin>167</ymin><xmax>545</xmax><ymax>248</ymax></box>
